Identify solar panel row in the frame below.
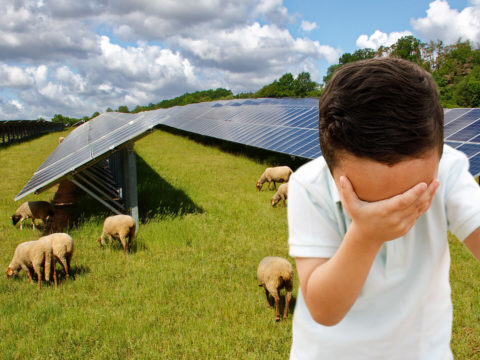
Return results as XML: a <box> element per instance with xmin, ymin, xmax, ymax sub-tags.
<box><xmin>14</xmin><ymin>98</ymin><xmax>480</xmax><ymax>201</ymax></box>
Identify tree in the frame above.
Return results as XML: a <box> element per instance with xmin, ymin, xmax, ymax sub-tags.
<box><xmin>294</xmin><ymin>72</ymin><xmax>317</xmax><ymax>96</ymax></box>
<box><xmin>117</xmin><ymin>105</ymin><xmax>129</xmax><ymax>113</ymax></box>
<box><xmin>323</xmin><ymin>48</ymin><xmax>375</xmax><ymax>84</ymax></box>
<box><xmin>390</xmin><ymin>36</ymin><xmax>424</xmax><ymax>65</ymax></box>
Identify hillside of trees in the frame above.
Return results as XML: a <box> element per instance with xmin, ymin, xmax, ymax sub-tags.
<box><xmin>324</xmin><ymin>36</ymin><xmax>480</xmax><ymax>108</ymax></box>
<box><xmin>52</xmin><ymin>36</ymin><xmax>480</xmax><ymax>125</ymax></box>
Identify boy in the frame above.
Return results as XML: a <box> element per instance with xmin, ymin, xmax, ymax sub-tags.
<box><xmin>288</xmin><ymin>58</ymin><xmax>480</xmax><ymax>359</ymax></box>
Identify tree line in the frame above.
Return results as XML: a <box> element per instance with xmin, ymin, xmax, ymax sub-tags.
<box><xmin>51</xmin><ymin>36</ymin><xmax>480</xmax><ymax>125</ymax></box>
<box><xmin>323</xmin><ymin>36</ymin><xmax>480</xmax><ymax>108</ymax></box>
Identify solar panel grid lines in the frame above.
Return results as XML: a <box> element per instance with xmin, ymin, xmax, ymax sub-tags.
<box><xmin>443</xmin><ymin>108</ymin><xmax>472</xmax><ymax>125</ymax></box>
<box><xmin>456</xmin><ymin>143</ymin><xmax>480</xmax><ymax>157</ymax></box>
<box><xmin>444</xmin><ymin>109</ymin><xmax>480</xmax><ymax>138</ymax></box>
<box><xmin>14</xmin><ymin>99</ymin><xmax>480</xmax><ymax>202</ymax></box>
<box><xmin>447</xmin><ymin>119</ymin><xmax>480</xmax><ymax>142</ymax></box>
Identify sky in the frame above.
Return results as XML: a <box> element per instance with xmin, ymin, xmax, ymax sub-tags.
<box><xmin>0</xmin><ymin>0</ymin><xmax>479</xmax><ymax>120</ymax></box>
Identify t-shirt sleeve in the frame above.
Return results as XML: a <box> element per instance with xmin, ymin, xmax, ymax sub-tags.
<box><xmin>445</xmin><ymin>149</ymin><xmax>480</xmax><ymax>242</ymax></box>
<box><xmin>288</xmin><ymin>174</ymin><xmax>343</xmax><ymax>258</ymax></box>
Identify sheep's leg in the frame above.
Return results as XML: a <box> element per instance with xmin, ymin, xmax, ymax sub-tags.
<box><xmin>58</xmin><ymin>256</ymin><xmax>68</xmax><ymax>278</ymax></box>
<box><xmin>267</xmin><ymin>181</ymin><xmax>271</xmax><ymax>190</ymax></box>
<box><xmin>120</xmin><ymin>236</ymin><xmax>127</xmax><ymax>254</ymax></box>
<box><xmin>273</xmin><ymin>181</ymin><xmax>277</xmax><ymax>190</ymax></box>
<box><xmin>36</xmin><ymin>271</ymin><xmax>41</xmax><ymax>290</ymax></box>
<box><xmin>271</xmin><ymin>290</ymin><xmax>281</xmax><ymax>321</ymax></box>
<box><xmin>44</xmin><ymin>251</ymin><xmax>52</xmax><ymax>283</ymax></box>
<box><xmin>52</xmin><ymin>259</ymin><xmax>57</xmax><ymax>290</ymax></box>
<box><xmin>32</xmin><ymin>218</ymin><xmax>35</xmax><ymax>231</ymax></box>
<box><xmin>282</xmin><ymin>195</ymin><xmax>286</xmax><ymax>208</ymax></box>
<box><xmin>128</xmin><ymin>226</ymin><xmax>135</xmax><ymax>253</ymax></box>
<box><xmin>283</xmin><ymin>290</ymin><xmax>292</xmax><ymax>319</ymax></box>
<box><xmin>66</xmin><ymin>253</ymin><xmax>72</xmax><ymax>275</ymax></box>
<box><xmin>33</xmin><ymin>264</ymin><xmax>42</xmax><ymax>290</ymax></box>
<box><xmin>24</xmin><ymin>267</ymin><xmax>33</xmax><ymax>284</ymax></box>
<box><xmin>19</xmin><ymin>218</ymin><xmax>24</xmax><ymax>230</ymax></box>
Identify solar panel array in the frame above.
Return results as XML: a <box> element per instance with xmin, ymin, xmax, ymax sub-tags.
<box><xmin>444</xmin><ymin>108</ymin><xmax>480</xmax><ymax>176</ymax></box>
<box><xmin>15</xmin><ymin>98</ymin><xmax>480</xmax><ymax>201</ymax></box>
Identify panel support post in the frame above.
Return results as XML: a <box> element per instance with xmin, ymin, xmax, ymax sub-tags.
<box><xmin>122</xmin><ymin>144</ymin><xmax>139</xmax><ymax>229</ymax></box>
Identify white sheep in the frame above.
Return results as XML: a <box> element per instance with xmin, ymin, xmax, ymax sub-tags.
<box><xmin>6</xmin><ymin>238</ymin><xmax>56</xmax><ymax>290</ymax></box>
<box><xmin>98</xmin><ymin>214</ymin><xmax>136</xmax><ymax>254</ymax></box>
<box><xmin>257</xmin><ymin>256</ymin><xmax>294</xmax><ymax>321</ymax></box>
<box><xmin>40</xmin><ymin>233</ymin><xmax>74</xmax><ymax>278</ymax></box>
<box><xmin>11</xmin><ymin>201</ymin><xmax>54</xmax><ymax>230</ymax></box>
<box><xmin>271</xmin><ymin>183</ymin><xmax>289</xmax><ymax>207</ymax></box>
<box><xmin>58</xmin><ymin>136</ymin><xmax>65</xmax><ymax>144</ymax></box>
<box><xmin>256</xmin><ymin>166</ymin><xmax>293</xmax><ymax>191</ymax></box>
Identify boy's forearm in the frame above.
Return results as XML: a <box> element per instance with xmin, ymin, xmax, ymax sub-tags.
<box><xmin>302</xmin><ymin>224</ymin><xmax>383</xmax><ymax>326</ymax></box>
<box><xmin>464</xmin><ymin>226</ymin><xmax>480</xmax><ymax>261</ymax></box>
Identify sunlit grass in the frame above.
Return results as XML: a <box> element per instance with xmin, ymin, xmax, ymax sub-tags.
<box><xmin>0</xmin><ymin>129</ymin><xmax>478</xmax><ymax>359</ymax></box>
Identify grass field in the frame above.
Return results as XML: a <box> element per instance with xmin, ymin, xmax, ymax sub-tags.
<box><xmin>0</xmin><ymin>129</ymin><xmax>479</xmax><ymax>359</ymax></box>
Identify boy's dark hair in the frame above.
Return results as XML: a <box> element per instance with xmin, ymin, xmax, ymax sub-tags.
<box><xmin>319</xmin><ymin>57</ymin><xmax>444</xmax><ymax>170</ymax></box>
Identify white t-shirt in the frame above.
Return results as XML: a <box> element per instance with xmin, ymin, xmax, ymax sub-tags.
<box><xmin>288</xmin><ymin>145</ymin><xmax>480</xmax><ymax>360</ymax></box>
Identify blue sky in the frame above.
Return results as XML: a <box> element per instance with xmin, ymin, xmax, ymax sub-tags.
<box><xmin>0</xmin><ymin>0</ymin><xmax>478</xmax><ymax>120</ymax></box>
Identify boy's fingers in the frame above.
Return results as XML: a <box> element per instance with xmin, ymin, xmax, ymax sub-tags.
<box><xmin>416</xmin><ymin>180</ymin><xmax>440</xmax><ymax>215</ymax></box>
<box><xmin>390</xmin><ymin>182</ymin><xmax>428</xmax><ymax>210</ymax></box>
<box><xmin>339</xmin><ymin>176</ymin><xmax>360</xmax><ymax>213</ymax></box>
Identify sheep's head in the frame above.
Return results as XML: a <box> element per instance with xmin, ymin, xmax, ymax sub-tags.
<box><xmin>256</xmin><ymin>182</ymin><xmax>263</xmax><ymax>191</ymax></box>
<box><xmin>6</xmin><ymin>267</ymin><xmax>18</xmax><ymax>278</ymax></box>
<box><xmin>98</xmin><ymin>237</ymin><xmax>104</xmax><ymax>245</ymax></box>
<box><xmin>271</xmin><ymin>198</ymin><xmax>279</xmax><ymax>207</ymax></box>
<box><xmin>11</xmin><ymin>215</ymin><xmax>20</xmax><ymax>226</ymax></box>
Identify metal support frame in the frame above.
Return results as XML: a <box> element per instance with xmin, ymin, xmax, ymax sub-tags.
<box><xmin>71</xmin><ymin>177</ymin><xmax>124</xmax><ymax>216</ymax></box>
<box><xmin>67</xmin><ymin>143</ymin><xmax>139</xmax><ymax>229</ymax></box>
<box><xmin>122</xmin><ymin>144</ymin><xmax>139</xmax><ymax>228</ymax></box>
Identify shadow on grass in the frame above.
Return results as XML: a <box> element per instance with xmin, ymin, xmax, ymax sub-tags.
<box><xmin>136</xmin><ymin>154</ymin><xmax>204</xmax><ymax>222</ymax></box>
<box><xmin>61</xmin><ymin>264</ymin><xmax>90</xmax><ymax>281</ymax></box>
<box><xmin>98</xmin><ymin>237</ymin><xmax>148</xmax><ymax>254</ymax></box>
<box><xmin>157</xmin><ymin>125</ymin><xmax>310</xmax><ymax>171</ymax></box>
<box><xmin>50</xmin><ymin>262</ymin><xmax>90</xmax><ymax>285</ymax></box>
<box><xmin>265</xmin><ymin>293</ymin><xmax>297</xmax><ymax>321</ymax></box>
<box><xmin>47</xmin><ymin>154</ymin><xmax>203</xmax><ymax>232</ymax></box>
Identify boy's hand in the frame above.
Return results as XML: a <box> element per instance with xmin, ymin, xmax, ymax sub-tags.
<box><xmin>339</xmin><ymin>176</ymin><xmax>440</xmax><ymax>246</ymax></box>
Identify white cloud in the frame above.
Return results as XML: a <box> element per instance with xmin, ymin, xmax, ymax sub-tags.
<box><xmin>411</xmin><ymin>0</ymin><xmax>480</xmax><ymax>44</ymax></box>
<box><xmin>0</xmin><ymin>0</ymin><xmax>337</xmax><ymax>119</ymax></box>
<box><xmin>175</xmin><ymin>22</ymin><xmax>339</xmax><ymax>73</ymax></box>
<box><xmin>0</xmin><ymin>64</ymin><xmax>34</xmax><ymax>88</ymax></box>
<box><xmin>9</xmin><ymin>99</ymin><xmax>23</xmax><ymax>110</ymax></box>
<box><xmin>301</xmin><ymin>20</ymin><xmax>318</xmax><ymax>32</ymax></box>
<box><xmin>356</xmin><ymin>30</ymin><xmax>413</xmax><ymax>49</ymax></box>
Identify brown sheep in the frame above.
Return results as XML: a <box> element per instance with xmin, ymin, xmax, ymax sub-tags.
<box><xmin>98</xmin><ymin>214</ymin><xmax>136</xmax><ymax>254</ymax></box>
<box><xmin>257</xmin><ymin>256</ymin><xmax>294</xmax><ymax>321</ymax></box>
<box><xmin>256</xmin><ymin>166</ymin><xmax>293</xmax><ymax>191</ymax></box>
<box><xmin>40</xmin><ymin>233</ymin><xmax>74</xmax><ymax>278</ymax></box>
<box><xmin>6</xmin><ymin>238</ymin><xmax>56</xmax><ymax>290</ymax></box>
<box><xmin>271</xmin><ymin>183</ymin><xmax>289</xmax><ymax>207</ymax></box>
<box><xmin>11</xmin><ymin>201</ymin><xmax>54</xmax><ymax>230</ymax></box>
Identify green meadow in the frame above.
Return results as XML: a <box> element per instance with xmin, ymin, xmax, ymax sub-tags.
<box><xmin>0</xmin><ymin>129</ymin><xmax>479</xmax><ymax>359</ymax></box>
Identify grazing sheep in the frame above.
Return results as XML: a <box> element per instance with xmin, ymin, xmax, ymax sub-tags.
<box><xmin>271</xmin><ymin>183</ymin><xmax>289</xmax><ymax>207</ymax></box>
<box><xmin>58</xmin><ymin>136</ymin><xmax>65</xmax><ymax>144</ymax></box>
<box><xmin>40</xmin><ymin>233</ymin><xmax>74</xmax><ymax>278</ymax></box>
<box><xmin>256</xmin><ymin>166</ymin><xmax>293</xmax><ymax>191</ymax></box>
<box><xmin>6</xmin><ymin>239</ymin><xmax>56</xmax><ymax>290</ymax></box>
<box><xmin>98</xmin><ymin>214</ymin><xmax>136</xmax><ymax>254</ymax></box>
<box><xmin>257</xmin><ymin>256</ymin><xmax>294</xmax><ymax>321</ymax></box>
<box><xmin>11</xmin><ymin>201</ymin><xmax>54</xmax><ymax>230</ymax></box>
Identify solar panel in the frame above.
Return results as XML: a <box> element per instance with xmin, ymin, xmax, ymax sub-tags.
<box><xmin>14</xmin><ymin>98</ymin><xmax>480</xmax><ymax>202</ymax></box>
